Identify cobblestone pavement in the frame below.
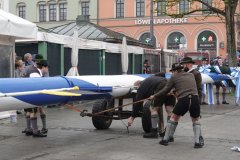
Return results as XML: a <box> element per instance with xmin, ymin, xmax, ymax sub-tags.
<box><xmin>0</xmin><ymin>95</ymin><xmax>239</xmax><ymax>160</ymax></box>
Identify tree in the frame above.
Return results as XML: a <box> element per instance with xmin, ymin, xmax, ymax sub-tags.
<box><xmin>155</xmin><ymin>0</ymin><xmax>239</xmax><ymax>66</ymax></box>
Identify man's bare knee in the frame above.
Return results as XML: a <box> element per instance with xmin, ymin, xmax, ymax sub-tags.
<box><xmin>30</xmin><ymin>113</ymin><xmax>37</xmax><ymax>118</ymax></box>
<box><xmin>170</xmin><ymin>114</ymin><xmax>180</xmax><ymax>122</ymax></box>
<box><xmin>150</xmin><ymin>106</ymin><xmax>159</xmax><ymax>115</ymax></box>
<box><xmin>191</xmin><ymin>117</ymin><xmax>200</xmax><ymax>123</ymax></box>
<box><xmin>165</xmin><ymin>106</ymin><xmax>173</xmax><ymax>116</ymax></box>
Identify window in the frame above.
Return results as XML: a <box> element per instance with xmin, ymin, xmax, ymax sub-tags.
<box><xmin>17</xmin><ymin>3</ymin><xmax>26</xmax><ymax>19</ymax></box>
<box><xmin>59</xmin><ymin>3</ymin><xmax>67</xmax><ymax>21</ymax></box>
<box><xmin>167</xmin><ymin>32</ymin><xmax>185</xmax><ymax>50</ymax></box>
<box><xmin>202</xmin><ymin>0</ymin><xmax>212</xmax><ymax>14</ymax></box>
<box><xmin>179</xmin><ymin>0</ymin><xmax>189</xmax><ymax>14</ymax></box>
<box><xmin>139</xmin><ymin>32</ymin><xmax>156</xmax><ymax>48</ymax></box>
<box><xmin>197</xmin><ymin>30</ymin><xmax>217</xmax><ymax>51</ymax></box>
<box><xmin>49</xmin><ymin>4</ymin><xmax>57</xmax><ymax>21</ymax></box>
<box><xmin>116</xmin><ymin>0</ymin><xmax>124</xmax><ymax>18</ymax></box>
<box><xmin>82</xmin><ymin>1</ymin><xmax>89</xmax><ymax>15</ymax></box>
<box><xmin>157</xmin><ymin>0</ymin><xmax>166</xmax><ymax>16</ymax></box>
<box><xmin>39</xmin><ymin>4</ymin><xmax>46</xmax><ymax>22</ymax></box>
<box><xmin>136</xmin><ymin>0</ymin><xmax>145</xmax><ymax>17</ymax></box>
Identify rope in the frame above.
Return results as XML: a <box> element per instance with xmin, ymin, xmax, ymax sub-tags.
<box><xmin>89</xmin><ymin>97</ymin><xmax>151</xmax><ymax>117</ymax></box>
<box><xmin>64</xmin><ymin>101</ymin><xmax>96</xmax><ymax>113</ymax></box>
<box><xmin>64</xmin><ymin>104</ymin><xmax>83</xmax><ymax>112</ymax></box>
<box><xmin>64</xmin><ymin>97</ymin><xmax>151</xmax><ymax>118</ymax></box>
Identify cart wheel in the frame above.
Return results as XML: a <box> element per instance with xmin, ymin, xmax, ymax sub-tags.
<box><xmin>92</xmin><ymin>99</ymin><xmax>113</xmax><ymax>129</ymax></box>
<box><xmin>142</xmin><ymin>100</ymin><xmax>152</xmax><ymax>133</ymax></box>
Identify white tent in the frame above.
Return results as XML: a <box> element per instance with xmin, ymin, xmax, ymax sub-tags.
<box><xmin>0</xmin><ymin>9</ymin><xmax>37</xmax><ymax>120</ymax></box>
<box><xmin>0</xmin><ymin>9</ymin><xmax>37</xmax><ymax>77</ymax></box>
<box><xmin>0</xmin><ymin>9</ymin><xmax>37</xmax><ymax>39</ymax></box>
<box><xmin>17</xmin><ymin>31</ymin><xmax>144</xmax><ymax>55</ymax></box>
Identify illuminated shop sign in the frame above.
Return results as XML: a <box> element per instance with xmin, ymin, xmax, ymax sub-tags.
<box><xmin>197</xmin><ymin>43</ymin><xmax>216</xmax><ymax>49</ymax></box>
<box><xmin>135</xmin><ymin>18</ymin><xmax>188</xmax><ymax>25</ymax></box>
<box><xmin>197</xmin><ymin>31</ymin><xmax>217</xmax><ymax>50</ymax></box>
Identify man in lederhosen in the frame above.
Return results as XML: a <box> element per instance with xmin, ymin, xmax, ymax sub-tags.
<box><xmin>128</xmin><ymin>73</ymin><xmax>176</xmax><ymax>138</ymax></box>
<box><xmin>180</xmin><ymin>57</ymin><xmax>202</xmax><ymax>104</ymax></box>
<box><xmin>150</xmin><ymin>63</ymin><xmax>204</xmax><ymax>148</ymax></box>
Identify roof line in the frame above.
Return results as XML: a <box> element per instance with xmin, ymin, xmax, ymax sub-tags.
<box><xmin>48</xmin><ymin>22</ymin><xmax>75</xmax><ymax>33</ymax></box>
<box><xmin>62</xmin><ymin>23</ymin><xmax>77</xmax><ymax>35</ymax></box>
<box><xmin>86</xmin><ymin>27</ymin><xmax>99</xmax><ymax>39</ymax></box>
<box><xmin>78</xmin><ymin>24</ymin><xmax>91</xmax><ymax>37</ymax></box>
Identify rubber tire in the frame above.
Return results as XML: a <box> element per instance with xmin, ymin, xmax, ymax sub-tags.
<box><xmin>141</xmin><ymin>100</ymin><xmax>152</xmax><ymax>133</ymax></box>
<box><xmin>92</xmin><ymin>99</ymin><xmax>113</xmax><ymax>130</ymax></box>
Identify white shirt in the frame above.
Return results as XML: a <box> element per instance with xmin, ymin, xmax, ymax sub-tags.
<box><xmin>29</xmin><ymin>68</ymin><xmax>43</xmax><ymax>77</ymax></box>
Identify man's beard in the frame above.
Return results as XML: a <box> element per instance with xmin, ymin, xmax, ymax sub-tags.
<box><xmin>184</xmin><ymin>67</ymin><xmax>189</xmax><ymax>72</ymax></box>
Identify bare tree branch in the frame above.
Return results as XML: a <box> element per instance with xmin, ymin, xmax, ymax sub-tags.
<box><xmin>154</xmin><ymin>0</ymin><xmax>227</xmax><ymax>16</ymax></box>
<box><xmin>191</xmin><ymin>0</ymin><xmax>226</xmax><ymax>16</ymax></box>
<box><xmin>167</xmin><ymin>9</ymin><xmax>213</xmax><ymax>18</ymax></box>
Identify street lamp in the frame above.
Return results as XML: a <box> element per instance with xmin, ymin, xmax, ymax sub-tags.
<box><xmin>150</xmin><ymin>0</ymin><xmax>154</xmax><ymax>47</ymax></box>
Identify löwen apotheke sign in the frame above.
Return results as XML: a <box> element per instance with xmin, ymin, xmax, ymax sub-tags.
<box><xmin>135</xmin><ymin>18</ymin><xmax>188</xmax><ymax>25</ymax></box>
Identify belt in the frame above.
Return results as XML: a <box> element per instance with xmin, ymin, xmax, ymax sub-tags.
<box><xmin>188</xmin><ymin>94</ymin><xmax>192</xmax><ymax>110</ymax></box>
<box><xmin>188</xmin><ymin>94</ymin><xmax>198</xmax><ymax>98</ymax></box>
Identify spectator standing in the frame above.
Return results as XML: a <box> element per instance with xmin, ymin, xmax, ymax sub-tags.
<box><xmin>143</xmin><ymin>59</ymin><xmax>151</xmax><ymax>74</ymax></box>
<box><xmin>210</xmin><ymin>57</ymin><xmax>231</xmax><ymax>104</ymax></box>
<box><xmin>198</xmin><ymin>58</ymin><xmax>211</xmax><ymax>105</ymax></box>
<box><xmin>15</xmin><ymin>60</ymin><xmax>25</xmax><ymax>78</ymax></box>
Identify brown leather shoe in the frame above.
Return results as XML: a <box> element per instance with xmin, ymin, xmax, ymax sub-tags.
<box><xmin>32</xmin><ymin>131</ymin><xmax>47</xmax><ymax>137</ymax></box>
<box><xmin>222</xmin><ymin>101</ymin><xmax>229</xmax><ymax>104</ymax></box>
<box><xmin>159</xmin><ymin>139</ymin><xmax>168</xmax><ymax>146</ymax></box>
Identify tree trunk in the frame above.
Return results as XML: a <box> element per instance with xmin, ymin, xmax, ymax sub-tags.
<box><xmin>225</xmin><ymin>3</ymin><xmax>237</xmax><ymax>67</ymax></box>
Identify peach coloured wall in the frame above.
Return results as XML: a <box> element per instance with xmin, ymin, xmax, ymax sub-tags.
<box><xmin>98</xmin><ymin>0</ymin><xmax>239</xmax><ymax>57</ymax></box>
<box><xmin>99</xmin><ymin>0</ymin><xmax>152</xmax><ymax>18</ymax></box>
<box><xmin>99</xmin><ymin>0</ymin><xmax>115</xmax><ymax>19</ymax></box>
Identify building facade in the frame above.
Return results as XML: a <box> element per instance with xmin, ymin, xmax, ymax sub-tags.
<box><xmin>98</xmin><ymin>0</ymin><xmax>240</xmax><ymax>58</ymax></box>
<box><xmin>0</xmin><ymin>0</ymin><xmax>9</xmax><ymax>11</ymax></box>
<box><xmin>9</xmin><ymin>0</ymin><xmax>98</xmax><ymax>29</ymax></box>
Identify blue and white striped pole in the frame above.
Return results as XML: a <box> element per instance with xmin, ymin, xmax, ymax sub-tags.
<box><xmin>230</xmin><ymin>67</ymin><xmax>240</xmax><ymax>105</ymax></box>
<box><xmin>207</xmin><ymin>83</ymin><xmax>214</xmax><ymax>106</ymax></box>
<box><xmin>235</xmin><ymin>75</ymin><xmax>240</xmax><ymax>105</ymax></box>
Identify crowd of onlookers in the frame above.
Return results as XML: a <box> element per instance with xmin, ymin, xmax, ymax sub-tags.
<box><xmin>209</xmin><ymin>55</ymin><xmax>240</xmax><ymax>67</ymax></box>
<box><xmin>143</xmin><ymin>55</ymin><xmax>239</xmax><ymax>105</ymax></box>
<box><xmin>14</xmin><ymin>53</ymin><xmax>49</xmax><ymax>137</ymax></box>
<box><xmin>14</xmin><ymin>53</ymin><xmax>49</xmax><ymax>78</ymax></box>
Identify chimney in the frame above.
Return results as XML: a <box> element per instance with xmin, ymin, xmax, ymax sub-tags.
<box><xmin>76</xmin><ymin>15</ymin><xmax>90</xmax><ymax>25</ymax></box>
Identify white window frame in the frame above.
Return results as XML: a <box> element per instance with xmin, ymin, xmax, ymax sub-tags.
<box><xmin>17</xmin><ymin>2</ymin><xmax>26</xmax><ymax>19</ymax></box>
<box><xmin>81</xmin><ymin>1</ymin><xmax>90</xmax><ymax>15</ymax></box>
<box><xmin>59</xmin><ymin>0</ymin><xmax>67</xmax><ymax>21</ymax></box>
<box><xmin>136</xmin><ymin>0</ymin><xmax>145</xmax><ymax>17</ymax></box>
<box><xmin>178</xmin><ymin>0</ymin><xmax>189</xmax><ymax>14</ymax></box>
<box><xmin>79</xmin><ymin>0</ymin><xmax>90</xmax><ymax>16</ymax></box>
<box><xmin>156</xmin><ymin>0</ymin><xmax>166</xmax><ymax>16</ymax></box>
<box><xmin>37</xmin><ymin>1</ymin><xmax>48</xmax><ymax>22</ymax></box>
<box><xmin>116</xmin><ymin>0</ymin><xmax>125</xmax><ymax>18</ymax></box>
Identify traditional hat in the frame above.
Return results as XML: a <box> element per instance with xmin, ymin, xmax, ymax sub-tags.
<box><xmin>33</xmin><ymin>54</ymin><xmax>44</xmax><ymax>63</ymax></box>
<box><xmin>202</xmin><ymin>57</ymin><xmax>208</xmax><ymax>61</ymax></box>
<box><xmin>180</xmin><ymin>57</ymin><xmax>195</xmax><ymax>64</ymax></box>
<box><xmin>37</xmin><ymin>59</ymin><xmax>48</xmax><ymax>67</ymax></box>
<box><xmin>169</xmin><ymin>63</ymin><xmax>184</xmax><ymax>71</ymax></box>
